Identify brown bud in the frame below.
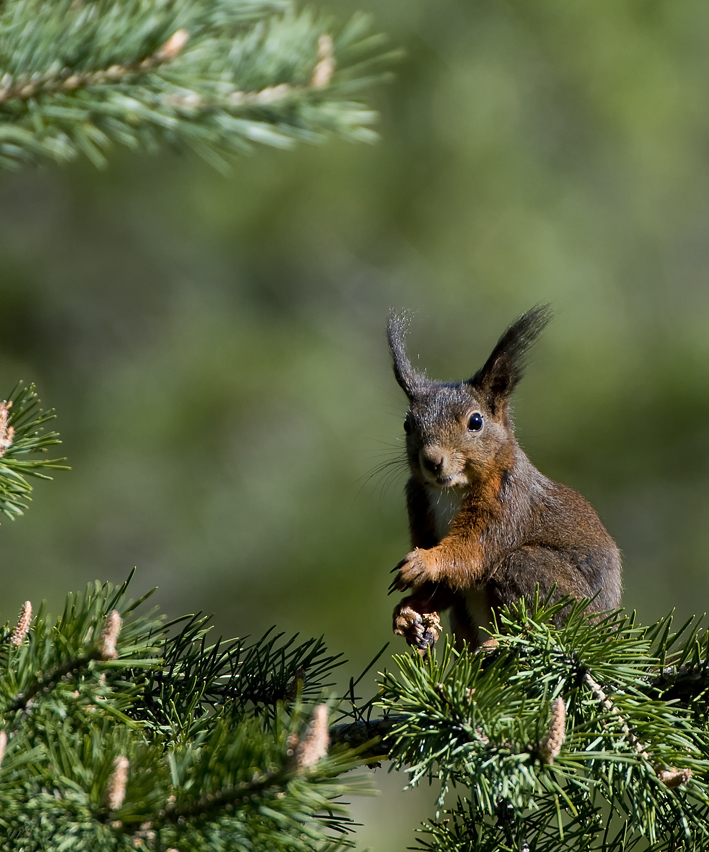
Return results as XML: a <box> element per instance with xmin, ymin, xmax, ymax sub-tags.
<box><xmin>311</xmin><ymin>35</ymin><xmax>335</xmax><ymax>88</ymax></box>
<box><xmin>11</xmin><ymin>601</ymin><xmax>32</xmax><ymax>647</ymax></box>
<box><xmin>107</xmin><ymin>755</ymin><xmax>129</xmax><ymax>811</ymax></box>
<box><xmin>100</xmin><ymin>610</ymin><xmax>122</xmax><ymax>660</ymax></box>
<box><xmin>294</xmin><ymin>704</ymin><xmax>329</xmax><ymax>770</ymax></box>
<box><xmin>156</xmin><ymin>29</ymin><xmax>189</xmax><ymax>61</ymax></box>
<box><xmin>0</xmin><ymin>400</ymin><xmax>14</xmax><ymax>458</ymax></box>
<box><xmin>539</xmin><ymin>696</ymin><xmax>566</xmax><ymax>764</ymax></box>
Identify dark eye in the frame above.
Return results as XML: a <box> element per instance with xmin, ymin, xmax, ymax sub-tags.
<box><xmin>467</xmin><ymin>412</ymin><xmax>483</xmax><ymax>432</ymax></box>
<box><xmin>403</xmin><ymin>418</ymin><xmax>411</xmax><ymax>434</ymax></box>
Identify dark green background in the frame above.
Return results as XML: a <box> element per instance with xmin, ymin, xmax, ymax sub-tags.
<box><xmin>2</xmin><ymin>1</ymin><xmax>709</xmax><ymax>847</ymax></box>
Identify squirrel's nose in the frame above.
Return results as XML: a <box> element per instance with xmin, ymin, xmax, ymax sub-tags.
<box><xmin>421</xmin><ymin>449</ymin><xmax>445</xmax><ymax>474</ymax></box>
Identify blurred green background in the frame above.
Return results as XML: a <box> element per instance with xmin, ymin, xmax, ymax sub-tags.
<box><xmin>3</xmin><ymin>0</ymin><xmax>709</xmax><ymax>847</ymax></box>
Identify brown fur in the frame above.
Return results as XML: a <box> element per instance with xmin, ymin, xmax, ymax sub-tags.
<box><xmin>388</xmin><ymin>308</ymin><xmax>622</xmax><ymax>650</ymax></box>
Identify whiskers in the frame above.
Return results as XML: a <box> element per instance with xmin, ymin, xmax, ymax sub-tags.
<box><xmin>358</xmin><ymin>443</ymin><xmax>410</xmax><ymax>502</ymax></box>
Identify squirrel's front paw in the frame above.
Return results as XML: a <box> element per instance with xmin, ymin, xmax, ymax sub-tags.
<box><xmin>393</xmin><ymin>602</ymin><xmax>441</xmax><ymax>651</ymax></box>
<box><xmin>390</xmin><ymin>548</ymin><xmax>440</xmax><ymax>592</ymax></box>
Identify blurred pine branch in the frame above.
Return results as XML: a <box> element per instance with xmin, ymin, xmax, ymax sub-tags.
<box><xmin>0</xmin><ymin>0</ymin><xmax>395</xmax><ymax>170</ymax></box>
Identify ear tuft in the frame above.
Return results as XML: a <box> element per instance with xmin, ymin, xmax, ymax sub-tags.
<box><xmin>469</xmin><ymin>305</ymin><xmax>552</xmax><ymax>408</ymax></box>
<box><xmin>387</xmin><ymin>312</ymin><xmax>426</xmax><ymax>399</ymax></box>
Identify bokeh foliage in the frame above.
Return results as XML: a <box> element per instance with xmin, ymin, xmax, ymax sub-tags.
<box><xmin>2</xmin><ymin>0</ymin><xmax>709</xmax><ymax>848</ymax></box>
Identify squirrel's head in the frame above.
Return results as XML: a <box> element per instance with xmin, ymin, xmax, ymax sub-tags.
<box><xmin>387</xmin><ymin>306</ymin><xmax>551</xmax><ymax>490</ymax></box>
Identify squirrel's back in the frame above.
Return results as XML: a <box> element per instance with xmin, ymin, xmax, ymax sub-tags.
<box><xmin>485</xmin><ymin>453</ymin><xmax>622</xmax><ymax>611</ymax></box>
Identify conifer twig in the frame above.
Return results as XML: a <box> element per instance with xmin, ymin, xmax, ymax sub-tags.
<box><xmin>0</xmin><ymin>29</ymin><xmax>190</xmax><ymax>104</ymax></box>
<box><xmin>162</xmin><ymin>769</ymin><xmax>286</xmax><ymax>821</ymax></box>
<box><xmin>311</xmin><ymin>34</ymin><xmax>335</xmax><ymax>88</ymax></box>
<box><xmin>582</xmin><ymin>669</ymin><xmax>691</xmax><ymax>787</ymax></box>
<box><xmin>583</xmin><ymin>671</ymin><xmax>649</xmax><ymax>758</ymax></box>
<box><xmin>10</xmin><ymin>615</ymin><xmax>123</xmax><ymax>712</ymax></box>
<box><xmin>0</xmin><ymin>0</ymin><xmax>392</xmax><ymax>169</ymax></box>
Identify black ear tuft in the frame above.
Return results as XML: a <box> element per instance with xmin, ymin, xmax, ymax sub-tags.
<box><xmin>469</xmin><ymin>305</ymin><xmax>552</xmax><ymax>408</ymax></box>
<box><xmin>387</xmin><ymin>312</ymin><xmax>426</xmax><ymax>399</ymax></box>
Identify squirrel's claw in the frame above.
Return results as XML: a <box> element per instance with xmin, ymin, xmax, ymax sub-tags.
<box><xmin>392</xmin><ymin>549</ymin><xmax>439</xmax><ymax>592</ymax></box>
<box><xmin>388</xmin><ymin>558</ymin><xmax>409</xmax><ymax>593</ymax></box>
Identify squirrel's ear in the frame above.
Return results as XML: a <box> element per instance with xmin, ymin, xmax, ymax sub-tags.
<box><xmin>387</xmin><ymin>313</ymin><xmax>426</xmax><ymax>399</ymax></box>
<box><xmin>469</xmin><ymin>305</ymin><xmax>551</xmax><ymax>410</ymax></box>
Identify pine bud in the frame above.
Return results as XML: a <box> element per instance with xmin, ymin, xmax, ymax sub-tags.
<box><xmin>294</xmin><ymin>704</ymin><xmax>329</xmax><ymax>770</ymax></box>
<box><xmin>657</xmin><ymin>767</ymin><xmax>691</xmax><ymax>789</ymax></box>
<box><xmin>311</xmin><ymin>35</ymin><xmax>335</xmax><ymax>88</ymax></box>
<box><xmin>0</xmin><ymin>400</ymin><xmax>14</xmax><ymax>458</ymax></box>
<box><xmin>0</xmin><ymin>731</ymin><xmax>7</xmax><ymax>769</ymax></box>
<box><xmin>11</xmin><ymin>601</ymin><xmax>32</xmax><ymax>647</ymax></box>
<box><xmin>156</xmin><ymin>29</ymin><xmax>189</xmax><ymax>61</ymax></box>
<box><xmin>100</xmin><ymin>610</ymin><xmax>122</xmax><ymax>660</ymax></box>
<box><xmin>106</xmin><ymin>755</ymin><xmax>129</xmax><ymax>811</ymax></box>
<box><xmin>539</xmin><ymin>696</ymin><xmax>566</xmax><ymax>764</ymax></box>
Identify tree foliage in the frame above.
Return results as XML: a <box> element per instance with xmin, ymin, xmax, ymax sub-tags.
<box><xmin>377</xmin><ymin>595</ymin><xmax>709</xmax><ymax>851</ymax></box>
<box><xmin>0</xmin><ymin>0</ymin><xmax>393</xmax><ymax>170</ymax></box>
<box><xmin>0</xmin><ymin>570</ymin><xmax>373</xmax><ymax>851</ymax></box>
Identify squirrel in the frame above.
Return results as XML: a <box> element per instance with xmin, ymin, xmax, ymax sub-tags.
<box><xmin>387</xmin><ymin>306</ymin><xmax>622</xmax><ymax>651</ymax></box>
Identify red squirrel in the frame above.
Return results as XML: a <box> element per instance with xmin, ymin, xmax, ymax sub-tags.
<box><xmin>388</xmin><ymin>307</ymin><xmax>622</xmax><ymax>650</ymax></box>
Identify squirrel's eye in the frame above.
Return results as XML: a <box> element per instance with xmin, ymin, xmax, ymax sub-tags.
<box><xmin>467</xmin><ymin>412</ymin><xmax>483</xmax><ymax>432</ymax></box>
<box><xmin>403</xmin><ymin>418</ymin><xmax>411</xmax><ymax>435</ymax></box>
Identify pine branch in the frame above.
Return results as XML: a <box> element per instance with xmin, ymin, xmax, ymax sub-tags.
<box><xmin>0</xmin><ymin>0</ymin><xmax>396</xmax><ymax>170</ymax></box>
<box><xmin>330</xmin><ymin>716</ymin><xmax>398</xmax><ymax>756</ymax></box>
<box><xmin>9</xmin><ymin>610</ymin><xmax>122</xmax><ymax>713</ymax></box>
<box><xmin>0</xmin><ymin>576</ymin><xmax>371</xmax><ymax>850</ymax></box>
<box><xmin>378</xmin><ymin>595</ymin><xmax>709</xmax><ymax>851</ymax></box>
<box><xmin>0</xmin><ymin>382</ymin><xmax>67</xmax><ymax>521</ymax></box>
<box><xmin>127</xmin><ymin>618</ymin><xmax>346</xmax><ymax>737</ymax></box>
